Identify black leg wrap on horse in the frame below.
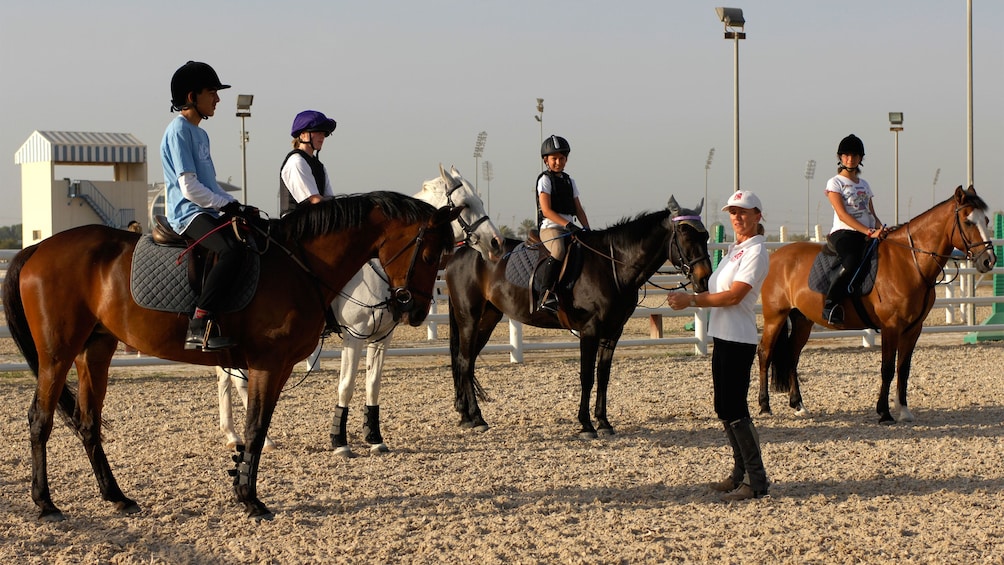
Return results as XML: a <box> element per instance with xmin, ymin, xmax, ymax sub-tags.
<box><xmin>729</xmin><ymin>418</ymin><xmax>769</xmax><ymax>496</ymax></box>
<box><xmin>330</xmin><ymin>405</ymin><xmax>349</xmax><ymax>448</ymax></box>
<box><xmin>363</xmin><ymin>405</ymin><xmax>383</xmax><ymax>445</ymax></box>
<box><xmin>228</xmin><ymin>444</ymin><xmax>260</xmax><ymax>491</ymax></box>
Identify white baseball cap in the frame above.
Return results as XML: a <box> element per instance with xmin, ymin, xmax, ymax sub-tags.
<box><xmin>721</xmin><ymin>190</ymin><xmax>764</xmax><ymax>219</ymax></box>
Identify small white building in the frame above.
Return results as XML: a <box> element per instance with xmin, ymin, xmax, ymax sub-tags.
<box><xmin>14</xmin><ymin>130</ymin><xmax>149</xmax><ymax>247</ymax></box>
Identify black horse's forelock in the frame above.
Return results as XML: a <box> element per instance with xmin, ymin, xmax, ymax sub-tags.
<box><xmin>275</xmin><ymin>191</ymin><xmax>437</xmax><ymax>240</ymax></box>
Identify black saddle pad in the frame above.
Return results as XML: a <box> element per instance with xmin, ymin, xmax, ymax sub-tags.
<box><xmin>130</xmin><ymin>235</ymin><xmax>259</xmax><ymax>313</ymax></box>
<box><xmin>808</xmin><ymin>246</ymin><xmax>878</xmax><ymax>295</ymax></box>
<box><xmin>504</xmin><ymin>243</ymin><xmax>544</xmax><ymax>291</ymax></box>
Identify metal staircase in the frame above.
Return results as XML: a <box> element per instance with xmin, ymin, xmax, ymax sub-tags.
<box><xmin>67</xmin><ymin>179</ymin><xmax>135</xmax><ymax>228</ymax></box>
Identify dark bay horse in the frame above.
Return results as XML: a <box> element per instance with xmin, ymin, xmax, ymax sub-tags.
<box><xmin>447</xmin><ymin>196</ymin><xmax>713</xmax><ymax>438</ymax></box>
<box><xmin>3</xmin><ymin>191</ymin><xmax>462</xmax><ymax>520</ymax></box>
<box><xmin>758</xmin><ymin>186</ymin><xmax>996</xmax><ymax>423</ymax></box>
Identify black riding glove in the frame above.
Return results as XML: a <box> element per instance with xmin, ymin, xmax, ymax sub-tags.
<box><xmin>565</xmin><ymin>222</ymin><xmax>583</xmax><ymax>234</ymax></box>
<box><xmin>221</xmin><ymin>201</ymin><xmax>260</xmax><ymax>222</ymax></box>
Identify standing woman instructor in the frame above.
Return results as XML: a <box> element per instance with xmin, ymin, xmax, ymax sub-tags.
<box><xmin>667</xmin><ymin>190</ymin><xmax>771</xmax><ymax>501</ymax></box>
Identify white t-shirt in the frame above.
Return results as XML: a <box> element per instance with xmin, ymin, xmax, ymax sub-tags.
<box><xmin>826</xmin><ymin>175</ymin><xmax>876</xmax><ymax>234</ymax></box>
<box><xmin>707</xmin><ymin>234</ymin><xmax>769</xmax><ymax>345</ymax></box>
<box><xmin>281</xmin><ymin>153</ymin><xmax>334</xmax><ymax>204</ymax></box>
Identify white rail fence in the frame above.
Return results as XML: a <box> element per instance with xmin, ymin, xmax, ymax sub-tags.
<box><xmin>0</xmin><ymin>242</ymin><xmax>1001</xmax><ymax>372</ymax></box>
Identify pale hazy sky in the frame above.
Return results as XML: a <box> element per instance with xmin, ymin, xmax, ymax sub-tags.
<box><xmin>2</xmin><ymin>0</ymin><xmax>1001</xmax><ymax>235</ymax></box>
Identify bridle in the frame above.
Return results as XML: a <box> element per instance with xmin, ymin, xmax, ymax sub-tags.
<box><xmin>884</xmin><ymin>203</ymin><xmax>994</xmax><ymax>284</ymax></box>
<box><xmin>370</xmin><ymin>225</ymin><xmax>434</xmax><ymax>320</ymax></box>
<box><xmin>443</xmin><ymin>179</ymin><xmax>492</xmax><ymax>249</ymax></box>
<box><xmin>666</xmin><ymin>214</ymin><xmax>710</xmax><ymax>285</ymax></box>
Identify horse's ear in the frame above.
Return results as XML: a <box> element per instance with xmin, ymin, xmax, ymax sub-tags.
<box><xmin>954</xmin><ymin>185</ymin><xmax>966</xmax><ymax>202</ymax></box>
<box><xmin>451</xmin><ymin>164</ymin><xmax>460</xmax><ymax>176</ymax></box>
<box><xmin>696</xmin><ymin>197</ymin><xmax>704</xmax><ymax>214</ymax></box>
<box><xmin>433</xmin><ymin>204</ymin><xmax>464</xmax><ymax>226</ymax></box>
<box><xmin>667</xmin><ymin>195</ymin><xmax>681</xmax><ymax>214</ymax></box>
<box><xmin>439</xmin><ymin>163</ymin><xmax>453</xmax><ymax>187</ymax></box>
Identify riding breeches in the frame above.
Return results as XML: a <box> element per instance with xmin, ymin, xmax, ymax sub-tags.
<box><xmin>711</xmin><ymin>337</ymin><xmax>757</xmax><ymax>421</ymax></box>
<box><xmin>540</xmin><ymin>227</ymin><xmax>568</xmax><ymax>259</ymax></box>
<box><xmin>183</xmin><ymin>213</ymin><xmax>248</xmax><ymax>313</ymax></box>
<box><xmin>827</xmin><ymin>229</ymin><xmax>868</xmax><ymax>270</ymax></box>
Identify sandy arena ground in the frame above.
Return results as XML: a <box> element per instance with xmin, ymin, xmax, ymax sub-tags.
<box><xmin>0</xmin><ymin>321</ymin><xmax>1002</xmax><ymax>564</ymax></box>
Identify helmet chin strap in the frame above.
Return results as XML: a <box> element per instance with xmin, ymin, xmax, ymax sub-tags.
<box><xmin>298</xmin><ymin>133</ymin><xmax>321</xmax><ymax>156</ymax></box>
<box><xmin>837</xmin><ymin>163</ymin><xmax>861</xmax><ymax>173</ymax></box>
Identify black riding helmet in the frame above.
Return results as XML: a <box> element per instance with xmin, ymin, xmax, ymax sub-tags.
<box><xmin>170</xmin><ymin>61</ymin><xmax>230</xmax><ymax>112</ymax></box>
<box><xmin>837</xmin><ymin>134</ymin><xmax>865</xmax><ymax>156</ymax></box>
<box><xmin>541</xmin><ymin>135</ymin><xmax>570</xmax><ymax>158</ymax></box>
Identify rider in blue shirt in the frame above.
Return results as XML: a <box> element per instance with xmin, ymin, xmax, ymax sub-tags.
<box><xmin>161</xmin><ymin>61</ymin><xmax>256</xmax><ymax>351</ymax></box>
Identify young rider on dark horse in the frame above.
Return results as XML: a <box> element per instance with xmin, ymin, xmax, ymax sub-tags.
<box><xmin>823</xmin><ymin>134</ymin><xmax>887</xmax><ymax>325</ymax></box>
<box><xmin>161</xmin><ymin>61</ymin><xmax>258</xmax><ymax>350</ymax></box>
<box><xmin>535</xmin><ymin>135</ymin><xmax>590</xmax><ymax>311</ymax></box>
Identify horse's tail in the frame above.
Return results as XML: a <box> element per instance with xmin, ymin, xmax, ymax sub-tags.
<box><xmin>768</xmin><ymin>312</ymin><xmax>797</xmax><ymax>394</ymax></box>
<box><xmin>4</xmin><ymin>245</ymin><xmax>40</xmax><ymax>375</ymax></box>
<box><xmin>2</xmin><ymin>245</ymin><xmax>80</xmax><ymax>422</ymax></box>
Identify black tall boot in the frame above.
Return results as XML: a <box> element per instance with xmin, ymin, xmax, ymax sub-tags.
<box><xmin>708</xmin><ymin>421</ymin><xmax>745</xmax><ymax>492</ymax></box>
<box><xmin>330</xmin><ymin>405</ymin><xmax>349</xmax><ymax>450</ymax></box>
<box><xmin>721</xmin><ymin>418</ymin><xmax>769</xmax><ymax>501</ymax></box>
<box><xmin>822</xmin><ymin>266</ymin><xmax>853</xmax><ymax>325</ymax></box>
<box><xmin>537</xmin><ymin>257</ymin><xmax>561</xmax><ymax>312</ymax></box>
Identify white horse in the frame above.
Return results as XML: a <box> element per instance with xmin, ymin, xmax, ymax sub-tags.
<box><xmin>217</xmin><ymin>165</ymin><xmax>502</xmax><ymax>455</ymax></box>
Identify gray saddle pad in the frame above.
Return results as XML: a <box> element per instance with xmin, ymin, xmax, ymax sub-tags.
<box><xmin>504</xmin><ymin>243</ymin><xmax>544</xmax><ymax>289</ymax></box>
<box><xmin>129</xmin><ymin>235</ymin><xmax>259</xmax><ymax>313</ymax></box>
<box><xmin>808</xmin><ymin>248</ymin><xmax>878</xmax><ymax>295</ymax></box>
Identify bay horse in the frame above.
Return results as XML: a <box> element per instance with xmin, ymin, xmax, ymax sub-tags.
<box><xmin>758</xmin><ymin>186</ymin><xmax>996</xmax><ymax>423</ymax></box>
<box><xmin>447</xmin><ymin>196</ymin><xmax>713</xmax><ymax>438</ymax></box>
<box><xmin>217</xmin><ymin>165</ymin><xmax>502</xmax><ymax>457</ymax></box>
<box><xmin>3</xmin><ymin>191</ymin><xmax>462</xmax><ymax>520</ymax></box>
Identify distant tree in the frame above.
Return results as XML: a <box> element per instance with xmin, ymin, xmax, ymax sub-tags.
<box><xmin>497</xmin><ymin>225</ymin><xmax>516</xmax><ymax>239</ymax></box>
<box><xmin>517</xmin><ymin>218</ymin><xmax>536</xmax><ymax>239</ymax></box>
<box><xmin>0</xmin><ymin>224</ymin><xmax>21</xmax><ymax>249</ymax></box>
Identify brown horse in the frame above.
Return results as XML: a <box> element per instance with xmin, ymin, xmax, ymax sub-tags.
<box><xmin>2</xmin><ymin>191</ymin><xmax>462</xmax><ymax>521</ymax></box>
<box><xmin>758</xmin><ymin>186</ymin><xmax>996</xmax><ymax>423</ymax></box>
<box><xmin>447</xmin><ymin>196</ymin><xmax>713</xmax><ymax>438</ymax></box>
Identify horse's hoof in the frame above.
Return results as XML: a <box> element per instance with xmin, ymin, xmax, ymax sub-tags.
<box><xmin>793</xmin><ymin>408</ymin><xmax>810</xmax><ymax>418</ymax></box>
<box><xmin>896</xmin><ymin>408</ymin><xmax>915</xmax><ymax>423</ymax></box>
<box><xmin>333</xmin><ymin>446</ymin><xmax>356</xmax><ymax>459</ymax></box>
<box><xmin>597</xmin><ymin>428</ymin><xmax>615</xmax><ymax>437</ymax></box>
<box><xmin>115</xmin><ymin>500</ymin><xmax>142</xmax><ymax>515</ymax></box>
<box><xmin>262</xmin><ymin>438</ymin><xmax>277</xmax><ymax>453</ymax></box>
<box><xmin>244</xmin><ymin>500</ymin><xmax>273</xmax><ymax>520</ymax></box>
<box><xmin>578</xmin><ymin>430</ymin><xmax>598</xmax><ymax>440</ymax></box>
<box><xmin>758</xmin><ymin>408</ymin><xmax>772</xmax><ymax>416</ymax></box>
<box><xmin>878</xmin><ymin>415</ymin><xmax>896</xmax><ymax>425</ymax></box>
<box><xmin>38</xmin><ymin>509</ymin><xmax>66</xmax><ymax>522</ymax></box>
<box><xmin>369</xmin><ymin>443</ymin><xmax>389</xmax><ymax>454</ymax></box>
<box><xmin>471</xmin><ymin>424</ymin><xmax>490</xmax><ymax>433</ymax></box>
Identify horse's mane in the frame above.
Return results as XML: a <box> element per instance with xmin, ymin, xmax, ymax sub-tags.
<box><xmin>593</xmin><ymin>209</ymin><xmax>673</xmax><ymax>246</ymax></box>
<box><xmin>888</xmin><ymin>188</ymin><xmax>989</xmax><ymax>234</ymax></box>
<box><xmin>275</xmin><ymin>191</ymin><xmax>436</xmax><ymax>240</ymax></box>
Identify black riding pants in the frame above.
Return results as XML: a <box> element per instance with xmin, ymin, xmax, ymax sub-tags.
<box><xmin>827</xmin><ymin>229</ymin><xmax>868</xmax><ymax>271</ymax></box>
<box><xmin>711</xmin><ymin>337</ymin><xmax>757</xmax><ymax>421</ymax></box>
<box><xmin>182</xmin><ymin>213</ymin><xmax>247</xmax><ymax>313</ymax></box>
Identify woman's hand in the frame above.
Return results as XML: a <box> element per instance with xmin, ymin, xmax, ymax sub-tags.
<box><xmin>667</xmin><ymin>292</ymin><xmax>695</xmax><ymax>310</ymax></box>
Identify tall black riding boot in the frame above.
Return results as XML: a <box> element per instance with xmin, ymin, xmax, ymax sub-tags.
<box><xmin>708</xmin><ymin>421</ymin><xmax>745</xmax><ymax>492</ymax></box>
<box><xmin>721</xmin><ymin>418</ymin><xmax>769</xmax><ymax>501</ymax></box>
<box><xmin>822</xmin><ymin>266</ymin><xmax>853</xmax><ymax>325</ymax></box>
<box><xmin>537</xmin><ymin>257</ymin><xmax>561</xmax><ymax>311</ymax></box>
<box><xmin>330</xmin><ymin>405</ymin><xmax>349</xmax><ymax>450</ymax></box>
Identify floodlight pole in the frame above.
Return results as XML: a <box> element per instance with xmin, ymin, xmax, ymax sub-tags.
<box><xmin>704</xmin><ymin>148</ymin><xmax>715</xmax><ymax>226</ymax></box>
<box><xmin>804</xmin><ymin>159</ymin><xmax>816</xmax><ymax>238</ymax></box>
<box><xmin>235</xmin><ymin>94</ymin><xmax>254</xmax><ymax>204</ymax></box>
<box><xmin>473</xmin><ymin>131</ymin><xmax>487</xmax><ymax>196</ymax></box>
